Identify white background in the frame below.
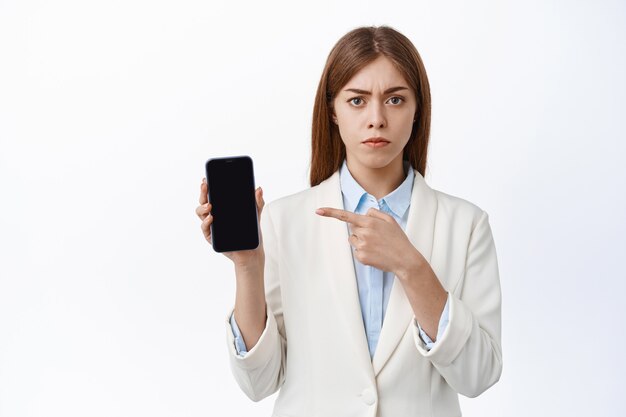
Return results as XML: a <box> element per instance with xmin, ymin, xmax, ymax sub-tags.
<box><xmin>1</xmin><ymin>0</ymin><xmax>625</xmax><ymax>416</ymax></box>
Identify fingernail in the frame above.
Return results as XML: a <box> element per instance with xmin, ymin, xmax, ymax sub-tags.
<box><xmin>315</xmin><ymin>209</ymin><xmax>324</xmax><ymax>215</ymax></box>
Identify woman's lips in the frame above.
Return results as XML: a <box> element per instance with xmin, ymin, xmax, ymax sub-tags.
<box><xmin>363</xmin><ymin>141</ymin><xmax>390</xmax><ymax>148</ymax></box>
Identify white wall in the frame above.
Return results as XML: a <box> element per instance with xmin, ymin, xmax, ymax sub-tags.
<box><xmin>1</xmin><ymin>0</ymin><xmax>625</xmax><ymax>415</ymax></box>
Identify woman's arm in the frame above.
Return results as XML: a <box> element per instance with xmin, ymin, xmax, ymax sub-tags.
<box><xmin>405</xmin><ymin>210</ymin><xmax>503</xmax><ymax>398</ymax></box>
<box><xmin>225</xmin><ymin>201</ymin><xmax>288</xmax><ymax>401</ymax></box>
<box><xmin>233</xmin><ymin>263</ymin><xmax>267</xmax><ymax>351</ymax></box>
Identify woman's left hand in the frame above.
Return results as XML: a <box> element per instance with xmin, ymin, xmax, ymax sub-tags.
<box><xmin>315</xmin><ymin>206</ymin><xmax>425</xmax><ymax>275</ymax></box>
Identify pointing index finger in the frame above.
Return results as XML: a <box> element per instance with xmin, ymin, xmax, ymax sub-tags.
<box><xmin>315</xmin><ymin>207</ymin><xmax>366</xmax><ymax>226</ymax></box>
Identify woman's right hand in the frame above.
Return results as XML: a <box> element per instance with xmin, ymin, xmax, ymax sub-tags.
<box><xmin>196</xmin><ymin>178</ymin><xmax>265</xmax><ymax>270</ymax></box>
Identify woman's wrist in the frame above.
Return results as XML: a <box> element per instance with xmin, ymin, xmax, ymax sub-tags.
<box><xmin>234</xmin><ymin>257</ymin><xmax>264</xmax><ymax>276</ymax></box>
<box><xmin>394</xmin><ymin>247</ymin><xmax>426</xmax><ymax>282</ymax></box>
<box><xmin>234</xmin><ymin>258</ymin><xmax>265</xmax><ymax>292</ymax></box>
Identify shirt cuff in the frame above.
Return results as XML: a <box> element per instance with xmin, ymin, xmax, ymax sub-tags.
<box><xmin>229</xmin><ymin>312</ymin><xmax>248</xmax><ymax>357</ymax></box>
<box><xmin>415</xmin><ymin>293</ymin><xmax>450</xmax><ymax>351</ymax></box>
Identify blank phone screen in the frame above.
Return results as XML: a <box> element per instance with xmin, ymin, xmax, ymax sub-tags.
<box><xmin>205</xmin><ymin>156</ymin><xmax>259</xmax><ymax>252</ymax></box>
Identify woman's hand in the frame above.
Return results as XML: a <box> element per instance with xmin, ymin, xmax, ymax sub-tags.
<box><xmin>196</xmin><ymin>178</ymin><xmax>265</xmax><ymax>270</ymax></box>
<box><xmin>315</xmin><ymin>206</ymin><xmax>424</xmax><ymax>276</ymax></box>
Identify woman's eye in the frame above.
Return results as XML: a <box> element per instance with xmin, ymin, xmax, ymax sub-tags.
<box><xmin>349</xmin><ymin>97</ymin><xmax>364</xmax><ymax>106</ymax></box>
<box><xmin>348</xmin><ymin>96</ymin><xmax>404</xmax><ymax>106</ymax></box>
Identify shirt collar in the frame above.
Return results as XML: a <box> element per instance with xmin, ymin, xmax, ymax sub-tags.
<box><xmin>339</xmin><ymin>158</ymin><xmax>414</xmax><ymax>217</ymax></box>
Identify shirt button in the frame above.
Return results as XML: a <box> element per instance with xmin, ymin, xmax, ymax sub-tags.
<box><xmin>360</xmin><ymin>388</ymin><xmax>376</xmax><ymax>405</ymax></box>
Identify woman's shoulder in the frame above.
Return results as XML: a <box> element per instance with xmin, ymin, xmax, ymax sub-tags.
<box><xmin>265</xmin><ymin>185</ymin><xmax>318</xmax><ymax>214</ymax></box>
<box><xmin>263</xmin><ymin>170</ymin><xmax>489</xmax><ymax>229</ymax></box>
<box><xmin>261</xmin><ymin>183</ymin><xmax>321</xmax><ymax>226</ymax></box>
<box><xmin>433</xmin><ymin>187</ymin><xmax>483</xmax><ymax>213</ymax></box>
<box><xmin>264</xmin><ymin>170</ymin><xmax>338</xmax><ymax>216</ymax></box>
<box><xmin>430</xmin><ymin>186</ymin><xmax>488</xmax><ymax>228</ymax></box>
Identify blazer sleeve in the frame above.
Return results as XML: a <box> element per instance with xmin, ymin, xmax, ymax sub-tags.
<box><xmin>224</xmin><ymin>201</ymin><xmax>287</xmax><ymax>401</ymax></box>
<box><xmin>412</xmin><ymin>210</ymin><xmax>503</xmax><ymax>398</ymax></box>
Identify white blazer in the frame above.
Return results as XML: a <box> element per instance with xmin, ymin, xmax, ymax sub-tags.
<box><xmin>225</xmin><ymin>166</ymin><xmax>502</xmax><ymax>417</ymax></box>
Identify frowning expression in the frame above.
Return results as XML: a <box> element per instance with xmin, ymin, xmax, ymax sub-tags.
<box><xmin>331</xmin><ymin>55</ymin><xmax>417</xmax><ymax>170</ymax></box>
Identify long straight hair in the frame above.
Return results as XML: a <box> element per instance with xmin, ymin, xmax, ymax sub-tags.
<box><xmin>310</xmin><ymin>25</ymin><xmax>432</xmax><ymax>187</ymax></box>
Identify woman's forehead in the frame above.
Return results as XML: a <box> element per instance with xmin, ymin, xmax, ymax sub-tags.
<box><xmin>340</xmin><ymin>57</ymin><xmax>409</xmax><ymax>93</ymax></box>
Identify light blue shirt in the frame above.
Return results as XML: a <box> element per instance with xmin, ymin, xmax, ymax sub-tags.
<box><xmin>230</xmin><ymin>158</ymin><xmax>450</xmax><ymax>358</ymax></box>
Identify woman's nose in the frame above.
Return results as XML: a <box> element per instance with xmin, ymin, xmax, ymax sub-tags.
<box><xmin>367</xmin><ymin>101</ymin><xmax>387</xmax><ymax>128</ymax></box>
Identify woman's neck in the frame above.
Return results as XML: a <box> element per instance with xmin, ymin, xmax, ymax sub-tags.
<box><xmin>345</xmin><ymin>155</ymin><xmax>407</xmax><ymax>201</ymax></box>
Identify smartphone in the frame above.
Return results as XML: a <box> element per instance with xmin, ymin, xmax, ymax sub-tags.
<box><xmin>205</xmin><ymin>155</ymin><xmax>259</xmax><ymax>253</ymax></box>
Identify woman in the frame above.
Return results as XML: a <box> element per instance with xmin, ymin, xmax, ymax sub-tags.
<box><xmin>196</xmin><ymin>25</ymin><xmax>502</xmax><ymax>417</ymax></box>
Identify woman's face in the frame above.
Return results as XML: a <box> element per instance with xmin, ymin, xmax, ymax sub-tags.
<box><xmin>332</xmin><ymin>55</ymin><xmax>417</xmax><ymax>171</ymax></box>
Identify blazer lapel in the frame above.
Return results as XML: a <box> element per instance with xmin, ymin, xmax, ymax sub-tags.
<box><xmin>372</xmin><ymin>168</ymin><xmax>438</xmax><ymax>376</ymax></box>
<box><xmin>315</xmin><ymin>170</ymin><xmax>374</xmax><ymax>379</ymax></box>
<box><xmin>314</xmin><ymin>167</ymin><xmax>439</xmax><ymax>378</ymax></box>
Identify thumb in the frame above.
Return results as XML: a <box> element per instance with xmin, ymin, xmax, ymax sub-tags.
<box><xmin>256</xmin><ymin>186</ymin><xmax>265</xmax><ymax>219</ymax></box>
<box><xmin>366</xmin><ymin>206</ymin><xmax>392</xmax><ymax>222</ymax></box>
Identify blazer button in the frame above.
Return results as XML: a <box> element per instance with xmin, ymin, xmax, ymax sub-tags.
<box><xmin>360</xmin><ymin>388</ymin><xmax>376</xmax><ymax>405</ymax></box>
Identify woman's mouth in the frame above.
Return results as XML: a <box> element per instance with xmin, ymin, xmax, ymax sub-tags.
<box><xmin>363</xmin><ymin>141</ymin><xmax>390</xmax><ymax>148</ymax></box>
<box><xmin>362</xmin><ymin>137</ymin><xmax>390</xmax><ymax>148</ymax></box>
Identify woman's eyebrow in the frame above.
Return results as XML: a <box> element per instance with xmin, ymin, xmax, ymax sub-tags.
<box><xmin>343</xmin><ymin>86</ymin><xmax>409</xmax><ymax>95</ymax></box>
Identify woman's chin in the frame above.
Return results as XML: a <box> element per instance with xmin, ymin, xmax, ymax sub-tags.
<box><xmin>350</xmin><ymin>153</ymin><xmax>403</xmax><ymax>170</ymax></box>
